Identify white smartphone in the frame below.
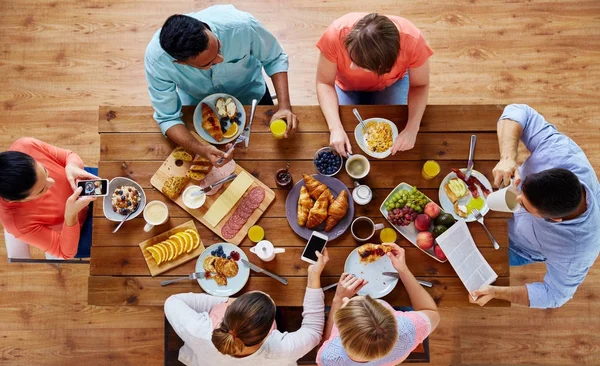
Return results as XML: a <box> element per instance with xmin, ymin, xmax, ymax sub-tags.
<box><xmin>301</xmin><ymin>231</ymin><xmax>329</xmax><ymax>264</ymax></box>
<box><xmin>77</xmin><ymin>179</ymin><xmax>109</xmax><ymax>197</ymax></box>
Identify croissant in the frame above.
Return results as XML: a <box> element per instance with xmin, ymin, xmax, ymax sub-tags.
<box><xmin>297</xmin><ymin>186</ymin><xmax>314</xmax><ymax>227</ymax></box>
<box><xmin>306</xmin><ymin>190</ymin><xmax>331</xmax><ymax>229</ymax></box>
<box><xmin>303</xmin><ymin>174</ymin><xmax>328</xmax><ymax>200</ymax></box>
<box><xmin>325</xmin><ymin>190</ymin><xmax>349</xmax><ymax>232</ymax></box>
<box><xmin>201</xmin><ymin>103</ymin><xmax>223</xmax><ymax>142</ymax></box>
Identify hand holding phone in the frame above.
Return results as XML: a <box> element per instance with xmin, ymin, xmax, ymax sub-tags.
<box><xmin>301</xmin><ymin>231</ymin><xmax>328</xmax><ymax>264</ymax></box>
<box><xmin>77</xmin><ymin>179</ymin><xmax>109</xmax><ymax>197</ymax></box>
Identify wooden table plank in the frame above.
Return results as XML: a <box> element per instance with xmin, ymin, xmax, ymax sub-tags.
<box><xmin>88</xmin><ymin>275</ymin><xmax>510</xmax><ymax>307</ymax></box>
<box><xmin>98</xmin><ymin>159</ymin><xmax>500</xmax><ymax>191</ymax></box>
<box><xmin>89</xmin><ymin>246</ymin><xmax>509</xmax><ymax>277</ymax></box>
<box><xmin>98</xmin><ymin>105</ymin><xmax>505</xmax><ymax>134</ymax></box>
<box><xmin>100</xmin><ymin>132</ymin><xmax>500</xmax><ymax>161</ymax></box>
<box><xmin>94</xmin><ymin>187</ymin><xmax>511</xmax><ymax>220</ymax></box>
<box><xmin>93</xmin><ymin>217</ymin><xmax>508</xmax><ymax>250</ymax></box>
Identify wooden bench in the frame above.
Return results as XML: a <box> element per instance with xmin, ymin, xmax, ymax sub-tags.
<box><xmin>164</xmin><ymin>307</ymin><xmax>430</xmax><ymax>365</ymax></box>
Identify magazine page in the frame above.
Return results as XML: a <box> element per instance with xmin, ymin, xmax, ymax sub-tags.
<box><xmin>435</xmin><ymin>219</ymin><xmax>498</xmax><ymax>295</ymax></box>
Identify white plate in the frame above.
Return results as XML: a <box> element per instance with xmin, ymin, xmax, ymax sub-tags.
<box><xmin>102</xmin><ymin>177</ymin><xmax>146</xmax><ymax>222</ymax></box>
<box><xmin>438</xmin><ymin>169</ymin><xmax>492</xmax><ymax>222</ymax></box>
<box><xmin>379</xmin><ymin>182</ymin><xmax>448</xmax><ymax>263</ymax></box>
<box><xmin>193</xmin><ymin>93</ymin><xmax>247</xmax><ymax>145</ymax></box>
<box><xmin>354</xmin><ymin>117</ymin><xmax>398</xmax><ymax>159</ymax></box>
<box><xmin>196</xmin><ymin>243</ymin><xmax>250</xmax><ymax>297</ymax></box>
<box><xmin>344</xmin><ymin>247</ymin><xmax>399</xmax><ymax>299</ymax></box>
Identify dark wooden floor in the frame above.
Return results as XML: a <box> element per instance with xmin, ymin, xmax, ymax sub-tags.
<box><xmin>0</xmin><ymin>0</ymin><xmax>599</xmax><ymax>364</ymax></box>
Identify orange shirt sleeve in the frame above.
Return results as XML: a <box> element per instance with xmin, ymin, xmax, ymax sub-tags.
<box><xmin>15</xmin><ymin>137</ymin><xmax>84</xmax><ymax>169</ymax></box>
<box><xmin>408</xmin><ymin>33</ymin><xmax>433</xmax><ymax>69</ymax></box>
<box><xmin>11</xmin><ymin>219</ymin><xmax>80</xmax><ymax>259</ymax></box>
<box><xmin>316</xmin><ymin>23</ymin><xmax>342</xmax><ymax>63</ymax></box>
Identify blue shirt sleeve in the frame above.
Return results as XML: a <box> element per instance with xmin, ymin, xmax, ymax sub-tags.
<box><xmin>144</xmin><ymin>56</ymin><xmax>184</xmax><ymax>135</ymax></box>
<box><xmin>248</xmin><ymin>18</ymin><xmax>289</xmax><ymax>76</ymax></box>
<box><xmin>499</xmin><ymin>104</ymin><xmax>559</xmax><ymax>153</ymax></box>
<box><xmin>526</xmin><ymin>256</ymin><xmax>590</xmax><ymax>308</ymax></box>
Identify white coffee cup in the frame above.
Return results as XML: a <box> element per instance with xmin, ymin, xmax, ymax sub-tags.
<box><xmin>351</xmin><ymin>216</ymin><xmax>384</xmax><ymax>242</ymax></box>
<box><xmin>487</xmin><ymin>186</ymin><xmax>521</xmax><ymax>213</ymax></box>
<box><xmin>143</xmin><ymin>200</ymin><xmax>169</xmax><ymax>232</ymax></box>
<box><xmin>345</xmin><ymin>154</ymin><xmax>370</xmax><ymax>180</ymax></box>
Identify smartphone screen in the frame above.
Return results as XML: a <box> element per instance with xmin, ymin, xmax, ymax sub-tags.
<box><xmin>77</xmin><ymin>179</ymin><xmax>108</xmax><ymax>197</ymax></box>
<box><xmin>302</xmin><ymin>233</ymin><xmax>328</xmax><ymax>262</ymax></box>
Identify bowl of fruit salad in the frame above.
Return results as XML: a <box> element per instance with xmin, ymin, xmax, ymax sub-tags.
<box><xmin>313</xmin><ymin>147</ymin><xmax>343</xmax><ymax>176</ymax></box>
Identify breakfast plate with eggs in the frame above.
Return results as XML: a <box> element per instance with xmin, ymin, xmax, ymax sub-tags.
<box><xmin>438</xmin><ymin>168</ymin><xmax>492</xmax><ymax>222</ymax></box>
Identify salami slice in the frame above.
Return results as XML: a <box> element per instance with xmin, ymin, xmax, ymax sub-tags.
<box><xmin>230</xmin><ymin>213</ymin><xmax>248</xmax><ymax>226</ymax></box>
<box><xmin>247</xmin><ymin>187</ymin><xmax>265</xmax><ymax>205</ymax></box>
<box><xmin>221</xmin><ymin>225</ymin><xmax>237</xmax><ymax>239</ymax></box>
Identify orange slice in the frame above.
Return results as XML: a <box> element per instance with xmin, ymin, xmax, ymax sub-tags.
<box><xmin>185</xmin><ymin>229</ymin><xmax>201</xmax><ymax>250</ymax></box>
<box><xmin>146</xmin><ymin>246</ymin><xmax>162</xmax><ymax>265</ymax></box>
<box><xmin>154</xmin><ymin>243</ymin><xmax>168</xmax><ymax>261</ymax></box>
<box><xmin>179</xmin><ymin>232</ymin><xmax>194</xmax><ymax>253</ymax></box>
<box><xmin>163</xmin><ymin>240</ymin><xmax>177</xmax><ymax>261</ymax></box>
<box><xmin>223</xmin><ymin>123</ymin><xmax>238</xmax><ymax>139</ymax></box>
<box><xmin>169</xmin><ymin>235</ymin><xmax>185</xmax><ymax>256</ymax></box>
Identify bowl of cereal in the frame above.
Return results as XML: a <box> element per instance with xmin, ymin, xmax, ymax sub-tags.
<box><xmin>102</xmin><ymin>177</ymin><xmax>146</xmax><ymax>222</ymax></box>
<box><xmin>354</xmin><ymin>118</ymin><xmax>398</xmax><ymax>159</ymax></box>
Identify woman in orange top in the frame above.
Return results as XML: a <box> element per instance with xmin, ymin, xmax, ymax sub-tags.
<box><xmin>316</xmin><ymin>13</ymin><xmax>433</xmax><ymax>156</ymax></box>
<box><xmin>0</xmin><ymin>138</ymin><xmax>98</xmax><ymax>259</ymax></box>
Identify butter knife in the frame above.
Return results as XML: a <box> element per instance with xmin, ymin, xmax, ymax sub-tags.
<box><xmin>244</xmin><ymin>99</ymin><xmax>258</xmax><ymax>148</ymax></box>
<box><xmin>190</xmin><ymin>173</ymin><xmax>237</xmax><ymax>197</ymax></box>
<box><xmin>382</xmin><ymin>272</ymin><xmax>433</xmax><ymax>288</ymax></box>
<box><xmin>241</xmin><ymin>259</ymin><xmax>288</xmax><ymax>285</ymax></box>
<box><xmin>464</xmin><ymin>134</ymin><xmax>477</xmax><ymax>180</ymax></box>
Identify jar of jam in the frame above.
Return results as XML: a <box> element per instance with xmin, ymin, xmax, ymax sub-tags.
<box><xmin>275</xmin><ymin>163</ymin><xmax>293</xmax><ymax>189</ymax></box>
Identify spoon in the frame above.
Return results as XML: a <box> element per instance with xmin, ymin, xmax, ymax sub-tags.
<box><xmin>352</xmin><ymin>108</ymin><xmax>368</xmax><ymax>132</ymax></box>
<box><xmin>113</xmin><ymin>211</ymin><xmax>133</xmax><ymax>233</ymax></box>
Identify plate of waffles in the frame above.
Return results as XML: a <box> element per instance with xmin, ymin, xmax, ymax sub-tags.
<box><xmin>195</xmin><ymin>243</ymin><xmax>250</xmax><ymax>297</ymax></box>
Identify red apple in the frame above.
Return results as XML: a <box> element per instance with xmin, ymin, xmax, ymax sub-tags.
<box><xmin>416</xmin><ymin>231</ymin><xmax>434</xmax><ymax>250</ymax></box>
<box><xmin>434</xmin><ymin>245</ymin><xmax>447</xmax><ymax>261</ymax></box>
<box><xmin>424</xmin><ymin>202</ymin><xmax>441</xmax><ymax>220</ymax></box>
<box><xmin>414</xmin><ymin>214</ymin><xmax>432</xmax><ymax>232</ymax></box>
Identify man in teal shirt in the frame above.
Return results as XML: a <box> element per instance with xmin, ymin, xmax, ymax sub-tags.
<box><xmin>145</xmin><ymin>5</ymin><xmax>298</xmax><ymax>166</ymax></box>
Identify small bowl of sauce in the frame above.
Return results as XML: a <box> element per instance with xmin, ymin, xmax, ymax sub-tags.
<box><xmin>182</xmin><ymin>185</ymin><xmax>207</xmax><ymax>209</ymax></box>
<box><xmin>275</xmin><ymin>168</ymin><xmax>293</xmax><ymax>189</ymax></box>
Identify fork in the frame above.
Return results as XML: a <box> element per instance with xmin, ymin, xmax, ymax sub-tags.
<box><xmin>160</xmin><ymin>272</ymin><xmax>205</xmax><ymax>286</ymax></box>
<box><xmin>471</xmin><ymin>208</ymin><xmax>500</xmax><ymax>250</ymax></box>
<box><xmin>216</xmin><ymin>134</ymin><xmax>246</xmax><ymax>165</ymax></box>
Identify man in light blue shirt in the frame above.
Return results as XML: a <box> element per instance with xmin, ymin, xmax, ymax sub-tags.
<box><xmin>470</xmin><ymin>104</ymin><xmax>599</xmax><ymax>309</ymax></box>
<box><xmin>145</xmin><ymin>5</ymin><xmax>298</xmax><ymax>166</ymax></box>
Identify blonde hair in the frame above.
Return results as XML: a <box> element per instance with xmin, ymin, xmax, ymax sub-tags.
<box><xmin>212</xmin><ymin>292</ymin><xmax>276</xmax><ymax>356</ymax></box>
<box><xmin>333</xmin><ymin>295</ymin><xmax>398</xmax><ymax>361</ymax></box>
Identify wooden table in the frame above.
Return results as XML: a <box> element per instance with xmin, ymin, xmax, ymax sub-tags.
<box><xmin>88</xmin><ymin>104</ymin><xmax>510</xmax><ymax>307</ymax></box>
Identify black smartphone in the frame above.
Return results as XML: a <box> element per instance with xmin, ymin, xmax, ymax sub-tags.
<box><xmin>301</xmin><ymin>231</ymin><xmax>328</xmax><ymax>264</ymax></box>
<box><xmin>77</xmin><ymin>179</ymin><xmax>109</xmax><ymax>197</ymax></box>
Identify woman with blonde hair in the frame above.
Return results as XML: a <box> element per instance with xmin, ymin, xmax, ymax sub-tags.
<box><xmin>164</xmin><ymin>249</ymin><xmax>329</xmax><ymax>366</ymax></box>
<box><xmin>317</xmin><ymin>244</ymin><xmax>440</xmax><ymax>365</ymax></box>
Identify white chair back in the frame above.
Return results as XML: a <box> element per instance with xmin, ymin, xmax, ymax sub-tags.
<box><xmin>4</xmin><ymin>230</ymin><xmax>32</xmax><ymax>259</ymax></box>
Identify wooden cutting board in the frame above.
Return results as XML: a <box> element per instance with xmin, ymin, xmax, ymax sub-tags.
<box><xmin>138</xmin><ymin>220</ymin><xmax>204</xmax><ymax>276</ymax></box>
<box><xmin>150</xmin><ymin>143</ymin><xmax>275</xmax><ymax>245</ymax></box>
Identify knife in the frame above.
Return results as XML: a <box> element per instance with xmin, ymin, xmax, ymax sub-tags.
<box><xmin>241</xmin><ymin>259</ymin><xmax>288</xmax><ymax>285</ymax></box>
<box><xmin>244</xmin><ymin>99</ymin><xmax>258</xmax><ymax>148</ymax></box>
<box><xmin>160</xmin><ymin>272</ymin><xmax>205</xmax><ymax>286</ymax></box>
<box><xmin>464</xmin><ymin>134</ymin><xmax>477</xmax><ymax>180</ymax></box>
<box><xmin>190</xmin><ymin>173</ymin><xmax>237</xmax><ymax>197</ymax></box>
<box><xmin>382</xmin><ymin>272</ymin><xmax>433</xmax><ymax>288</ymax></box>
<box><xmin>322</xmin><ymin>283</ymin><xmax>338</xmax><ymax>292</ymax></box>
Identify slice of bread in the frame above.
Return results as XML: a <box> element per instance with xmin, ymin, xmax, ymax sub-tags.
<box><xmin>162</xmin><ymin>176</ymin><xmax>188</xmax><ymax>200</ymax></box>
<box><xmin>215</xmin><ymin>98</ymin><xmax>227</xmax><ymax>118</ymax></box>
<box><xmin>172</xmin><ymin>147</ymin><xmax>193</xmax><ymax>162</ymax></box>
<box><xmin>454</xmin><ymin>202</ymin><xmax>468</xmax><ymax>218</ymax></box>
<box><xmin>444</xmin><ymin>178</ymin><xmax>468</xmax><ymax>203</ymax></box>
<box><xmin>225</xmin><ymin>97</ymin><xmax>237</xmax><ymax>119</ymax></box>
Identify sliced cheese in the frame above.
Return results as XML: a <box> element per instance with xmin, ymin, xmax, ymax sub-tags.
<box><xmin>203</xmin><ymin>171</ymin><xmax>254</xmax><ymax>227</ymax></box>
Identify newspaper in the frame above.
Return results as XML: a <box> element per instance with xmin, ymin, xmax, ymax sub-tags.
<box><xmin>435</xmin><ymin>219</ymin><xmax>498</xmax><ymax>296</ymax></box>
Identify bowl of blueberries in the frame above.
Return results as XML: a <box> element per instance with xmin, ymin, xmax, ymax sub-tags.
<box><xmin>314</xmin><ymin>147</ymin><xmax>343</xmax><ymax>176</ymax></box>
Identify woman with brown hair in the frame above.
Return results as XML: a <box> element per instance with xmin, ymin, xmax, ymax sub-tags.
<box><xmin>164</xmin><ymin>249</ymin><xmax>329</xmax><ymax>366</ymax></box>
<box><xmin>317</xmin><ymin>244</ymin><xmax>440</xmax><ymax>365</ymax></box>
<box><xmin>316</xmin><ymin>13</ymin><xmax>433</xmax><ymax>157</ymax></box>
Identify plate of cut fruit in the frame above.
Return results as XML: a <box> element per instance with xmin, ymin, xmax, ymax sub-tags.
<box><xmin>379</xmin><ymin>183</ymin><xmax>455</xmax><ymax>263</ymax></box>
<box><xmin>195</xmin><ymin>243</ymin><xmax>249</xmax><ymax>297</ymax></box>
<box><xmin>344</xmin><ymin>243</ymin><xmax>398</xmax><ymax>298</ymax></box>
<box><xmin>193</xmin><ymin>93</ymin><xmax>246</xmax><ymax>145</ymax></box>
<box><xmin>438</xmin><ymin>168</ymin><xmax>492</xmax><ymax>222</ymax></box>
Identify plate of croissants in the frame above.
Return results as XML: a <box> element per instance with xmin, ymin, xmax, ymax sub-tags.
<box><xmin>285</xmin><ymin>173</ymin><xmax>354</xmax><ymax>241</ymax></box>
<box><xmin>193</xmin><ymin>93</ymin><xmax>246</xmax><ymax>145</ymax></box>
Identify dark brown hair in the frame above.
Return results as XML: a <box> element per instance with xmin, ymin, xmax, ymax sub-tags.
<box><xmin>212</xmin><ymin>292</ymin><xmax>276</xmax><ymax>356</ymax></box>
<box><xmin>334</xmin><ymin>295</ymin><xmax>398</xmax><ymax>361</ymax></box>
<box><xmin>344</xmin><ymin>13</ymin><xmax>400</xmax><ymax>76</ymax></box>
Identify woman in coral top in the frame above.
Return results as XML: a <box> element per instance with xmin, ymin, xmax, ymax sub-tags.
<box><xmin>0</xmin><ymin>138</ymin><xmax>98</xmax><ymax>259</ymax></box>
<box><xmin>316</xmin><ymin>13</ymin><xmax>433</xmax><ymax>157</ymax></box>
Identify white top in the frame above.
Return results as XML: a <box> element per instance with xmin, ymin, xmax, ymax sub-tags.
<box><xmin>164</xmin><ymin>288</ymin><xmax>325</xmax><ymax>366</ymax></box>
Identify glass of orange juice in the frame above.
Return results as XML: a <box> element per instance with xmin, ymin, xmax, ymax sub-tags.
<box><xmin>248</xmin><ymin>225</ymin><xmax>265</xmax><ymax>243</ymax></box>
<box><xmin>422</xmin><ymin>160</ymin><xmax>441</xmax><ymax>180</ymax></box>
<box><xmin>270</xmin><ymin>119</ymin><xmax>287</xmax><ymax>139</ymax></box>
<box><xmin>380</xmin><ymin>227</ymin><xmax>397</xmax><ymax>243</ymax></box>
